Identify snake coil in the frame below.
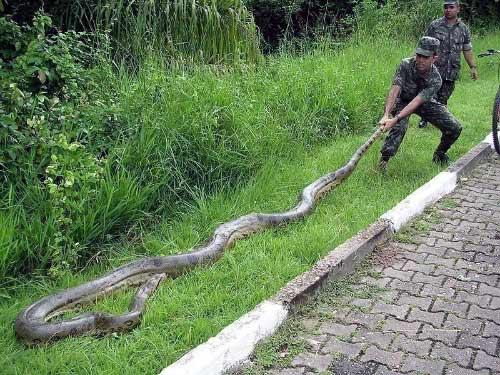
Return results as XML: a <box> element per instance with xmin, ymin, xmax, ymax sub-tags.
<box><xmin>15</xmin><ymin>128</ymin><xmax>384</xmax><ymax>345</ymax></box>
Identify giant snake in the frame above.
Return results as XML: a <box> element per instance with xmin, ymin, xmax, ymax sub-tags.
<box><xmin>15</xmin><ymin>127</ymin><xmax>384</xmax><ymax>345</ymax></box>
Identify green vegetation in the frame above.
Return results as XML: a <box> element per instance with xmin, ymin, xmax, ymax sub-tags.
<box><xmin>2</xmin><ymin>29</ymin><xmax>499</xmax><ymax>373</ymax></box>
<box><xmin>2</xmin><ymin>0</ymin><xmax>261</xmax><ymax>64</ymax></box>
<box><xmin>1</xmin><ymin>0</ymin><xmax>499</xmax><ymax>373</ymax></box>
<box><xmin>64</xmin><ymin>0</ymin><xmax>262</xmax><ymax>64</ymax></box>
<box><xmin>0</xmin><ymin>13</ymin><xmax>118</xmax><ymax>278</ymax></box>
<box><xmin>1</xmin><ymin>10</ymin><xmax>388</xmax><ymax>279</ymax></box>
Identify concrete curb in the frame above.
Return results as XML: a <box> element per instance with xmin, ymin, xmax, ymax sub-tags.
<box><xmin>381</xmin><ymin>171</ymin><xmax>457</xmax><ymax>232</ymax></box>
<box><xmin>483</xmin><ymin>130</ymin><xmax>500</xmax><ymax>152</ymax></box>
<box><xmin>272</xmin><ymin>219</ymin><xmax>393</xmax><ymax>307</ymax></box>
<box><xmin>448</xmin><ymin>142</ymin><xmax>492</xmax><ymax>178</ymax></box>
<box><xmin>159</xmin><ymin>301</ymin><xmax>288</xmax><ymax>375</ymax></box>
<box><xmin>159</xmin><ymin>138</ymin><xmax>493</xmax><ymax>375</ymax></box>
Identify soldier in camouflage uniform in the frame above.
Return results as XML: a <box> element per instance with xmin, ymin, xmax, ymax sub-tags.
<box><xmin>378</xmin><ymin>36</ymin><xmax>462</xmax><ymax>171</ymax></box>
<box><xmin>419</xmin><ymin>0</ymin><xmax>478</xmax><ymax>128</ymax></box>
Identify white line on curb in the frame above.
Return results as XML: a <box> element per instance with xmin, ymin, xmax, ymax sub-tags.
<box><xmin>159</xmin><ymin>301</ymin><xmax>288</xmax><ymax>375</ymax></box>
<box><xmin>381</xmin><ymin>171</ymin><xmax>457</xmax><ymax>232</ymax></box>
<box><xmin>483</xmin><ymin>132</ymin><xmax>499</xmax><ymax>148</ymax></box>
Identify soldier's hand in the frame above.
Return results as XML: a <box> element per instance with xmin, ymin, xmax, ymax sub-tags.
<box><xmin>378</xmin><ymin>115</ymin><xmax>390</xmax><ymax>126</ymax></box>
<box><xmin>379</xmin><ymin>117</ymin><xmax>397</xmax><ymax>132</ymax></box>
<box><xmin>470</xmin><ymin>67</ymin><xmax>478</xmax><ymax>81</ymax></box>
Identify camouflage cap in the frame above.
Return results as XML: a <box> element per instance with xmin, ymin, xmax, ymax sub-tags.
<box><xmin>415</xmin><ymin>36</ymin><xmax>440</xmax><ymax>57</ymax></box>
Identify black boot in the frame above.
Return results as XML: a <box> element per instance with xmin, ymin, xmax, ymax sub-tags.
<box><xmin>378</xmin><ymin>157</ymin><xmax>389</xmax><ymax>173</ymax></box>
<box><xmin>432</xmin><ymin>150</ymin><xmax>449</xmax><ymax>166</ymax></box>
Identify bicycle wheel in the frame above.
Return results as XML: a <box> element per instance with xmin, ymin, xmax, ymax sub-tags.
<box><xmin>493</xmin><ymin>86</ymin><xmax>500</xmax><ymax>154</ymax></box>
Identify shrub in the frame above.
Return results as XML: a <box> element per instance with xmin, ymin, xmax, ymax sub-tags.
<box><xmin>0</xmin><ymin>13</ymin><xmax>120</xmax><ymax>277</ymax></box>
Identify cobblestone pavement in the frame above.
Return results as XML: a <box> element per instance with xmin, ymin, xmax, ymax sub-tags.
<box><xmin>238</xmin><ymin>154</ymin><xmax>500</xmax><ymax>375</ymax></box>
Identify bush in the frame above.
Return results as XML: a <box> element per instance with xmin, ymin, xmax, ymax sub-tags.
<box><xmin>0</xmin><ymin>13</ymin><xmax>121</xmax><ymax>277</ymax></box>
<box><xmin>0</xmin><ymin>12</ymin><xmax>113</xmax><ymax>174</ymax></box>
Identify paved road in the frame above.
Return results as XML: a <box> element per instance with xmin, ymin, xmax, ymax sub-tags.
<box><xmin>239</xmin><ymin>154</ymin><xmax>500</xmax><ymax>375</ymax></box>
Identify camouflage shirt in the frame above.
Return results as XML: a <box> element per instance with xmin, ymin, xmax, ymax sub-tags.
<box><xmin>392</xmin><ymin>57</ymin><xmax>442</xmax><ymax>103</ymax></box>
<box><xmin>425</xmin><ymin>17</ymin><xmax>472</xmax><ymax>81</ymax></box>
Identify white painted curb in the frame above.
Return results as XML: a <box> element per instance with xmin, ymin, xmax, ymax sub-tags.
<box><xmin>159</xmin><ymin>300</ymin><xmax>288</xmax><ymax>375</ymax></box>
<box><xmin>381</xmin><ymin>171</ymin><xmax>457</xmax><ymax>232</ymax></box>
<box><xmin>483</xmin><ymin>132</ymin><xmax>500</xmax><ymax>149</ymax></box>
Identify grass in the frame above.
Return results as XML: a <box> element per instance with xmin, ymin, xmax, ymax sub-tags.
<box><xmin>1</xmin><ymin>31</ymin><xmax>499</xmax><ymax>374</ymax></box>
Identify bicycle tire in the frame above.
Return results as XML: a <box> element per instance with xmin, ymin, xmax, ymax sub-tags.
<box><xmin>493</xmin><ymin>86</ymin><xmax>500</xmax><ymax>155</ymax></box>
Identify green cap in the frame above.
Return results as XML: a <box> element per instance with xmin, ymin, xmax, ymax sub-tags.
<box><xmin>415</xmin><ymin>36</ymin><xmax>440</xmax><ymax>57</ymax></box>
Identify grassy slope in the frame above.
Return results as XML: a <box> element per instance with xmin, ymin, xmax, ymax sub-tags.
<box><xmin>1</xmin><ymin>32</ymin><xmax>499</xmax><ymax>374</ymax></box>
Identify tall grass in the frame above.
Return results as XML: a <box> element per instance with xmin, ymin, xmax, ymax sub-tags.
<box><xmin>106</xmin><ymin>41</ymin><xmax>389</xmax><ymax>213</ymax></box>
<box><xmin>0</xmin><ymin>204</ymin><xmax>19</xmax><ymax>281</ymax></box>
<box><xmin>354</xmin><ymin>0</ymin><xmax>442</xmax><ymax>42</ymax></box>
<box><xmin>59</xmin><ymin>0</ymin><xmax>262</xmax><ymax>64</ymax></box>
<box><xmin>0</xmin><ymin>170</ymin><xmax>157</xmax><ymax>278</ymax></box>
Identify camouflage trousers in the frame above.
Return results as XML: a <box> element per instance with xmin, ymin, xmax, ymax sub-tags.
<box><xmin>381</xmin><ymin>100</ymin><xmax>462</xmax><ymax>161</ymax></box>
<box><xmin>436</xmin><ymin>79</ymin><xmax>456</xmax><ymax>106</ymax></box>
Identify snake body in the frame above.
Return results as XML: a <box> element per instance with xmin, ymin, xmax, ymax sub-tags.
<box><xmin>15</xmin><ymin>128</ymin><xmax>383</xmax><ymax>345</ymax></box>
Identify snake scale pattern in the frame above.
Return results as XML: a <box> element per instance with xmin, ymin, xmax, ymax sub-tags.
<box><xmin>15</xmin><ymin>128</ymin><xmax>383</xmax><ymax>345</ymax></box>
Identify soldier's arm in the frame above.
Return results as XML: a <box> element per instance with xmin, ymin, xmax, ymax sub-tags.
<box><xmin>380</xmin><ymin>61</ymin><xmax>405</xmax><ymax>129</ymax></box>
<box><xmin>396</xmin><ymin>95</ymin><xmax>425</xmax><ymax>119</ymax></box>
<box><xmin>380</xmin><ymin>94</ymin><xmax>424</xmax><ymax>131</ymax></box>
<box><xmin>463</xmin><ymin>49</ymin><xmax>478</xmax><ymax>80</ymax></box>
<box><xmin>462</xmin><ymin>26</ymin><xmax>478</xmax><ymax>80</ymax></box>
<box><xmin>382</xmin><ymin>85</ymin><xmax>401</xmax><ymax>118</ymax></box>
<box><xmin>378</xmin><ymin>84</ymin><xmax>401</xmax><ymax>130</ymax></box>
<box><xmin>381</xmin><ymin>61</ymin><xmax>406</xmax><ymax>119</ymax></box>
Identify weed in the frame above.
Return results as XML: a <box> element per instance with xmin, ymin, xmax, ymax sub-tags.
<box><xmin>251</xmin><ymin>320</ymin><xmax>306</xmax><ymax>369</ymax></box>
<box><xmin>393</xmin><ymin>230</ymin><xmax>419</xmax><ymax>244</ymax></box>
<box><xmin>440</xmin><ymin>198</ymin><xmax>459</xmax><ymax>209</ymax></box>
